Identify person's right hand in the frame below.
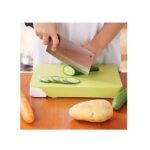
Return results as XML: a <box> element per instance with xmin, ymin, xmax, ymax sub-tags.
<box><xmin>33</xmin><ymin>23</ymin><xmax>59</xmax><ymax>51</ymax></box>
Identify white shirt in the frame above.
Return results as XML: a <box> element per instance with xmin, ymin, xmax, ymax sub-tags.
<box><xmin>33</xmin><ymin>23</ymin><xmax>121</xmax><ymax>70</ymax></box>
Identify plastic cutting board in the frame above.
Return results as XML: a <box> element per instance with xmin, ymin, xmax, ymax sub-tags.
<box><xmin>30</xmin><ymin>64</ymin><xmax>123</xmax><ymax>98</ymax></box>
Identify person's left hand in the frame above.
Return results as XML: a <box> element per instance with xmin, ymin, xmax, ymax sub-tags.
<box><xmin>81</xmin><ymin>39</ymin><xmax>101</xmax><ymax>59</ymax></box>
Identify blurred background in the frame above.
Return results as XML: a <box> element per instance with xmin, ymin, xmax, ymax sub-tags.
<box><xmin>20</xmin><ymin>23</ymin><xmax>127</xmax><ymax>72</ymax></box>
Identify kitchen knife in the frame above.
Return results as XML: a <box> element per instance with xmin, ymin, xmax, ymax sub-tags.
<box><xmin>25</xmin><ymin>23</ymin><xmax>95</xmax><ymax>75</ymax></box>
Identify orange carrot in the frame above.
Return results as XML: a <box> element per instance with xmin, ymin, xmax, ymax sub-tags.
<box><xmin>20</xmin><ymin>91</ymin><xmax>34</xmax><ymax>123</ymax></box>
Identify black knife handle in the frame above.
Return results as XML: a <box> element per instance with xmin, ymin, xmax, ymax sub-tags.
<box><xmin>25</xmin><ymin>23</ymin><xmax>33</xmax><ymax>28</ymax></box>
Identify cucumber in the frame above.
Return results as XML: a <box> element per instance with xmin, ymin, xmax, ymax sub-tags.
<box><xmin>112</xmin><ymin>88</ymin><xmax>127</xmax><ymax>110</ymax></box>
<box><xmin>40</xmin><ymin>77</ymin><xmax>50</xmax><ymax>83</ymax></box>
<box><xmin>52</xmin><ymin>76</ymin><xmax>61</xmax><ymax>82</ymax></box>
<box><xmin>40</xmin><ymin>76</ymin><xmax>80</xmax><ymax>84</ymax></box>
<box><xmin>63</xmin><ymin>65</ymin><xmax>81</xmax><ymax>75</ymax></box>
<box><xmin>48</xmin><ymin>76</ymin><xmax>56</xmax><ymax>83</ymax></box>
<box><xmin>53</xmin><ymin>76</ymin><xmax>68</xmax><ymax>84</ymax></box>
<box><xmin>59</xmin><ymin>77</ymin><xmax>69</xmax><ymax>84</ymax></box>
<box><xmin>66</xmin><ymin>77</ymin><xmax>80</xmax><ymax>84</ymax></box>
<box><xmin>90</xmin><ymin>65</ymin><xmax>99</xmax><ymax>72</ymax></box>
<box><xmin>63</xmin><ymin>65</ymin><xmax>99</xmax><ymax>76</ymax></box>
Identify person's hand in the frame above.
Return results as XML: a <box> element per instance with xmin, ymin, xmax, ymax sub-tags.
<box><xmin>81</xmin><ymin>39</ymin><xmax>102</xmax><ymax>59</ymax></box>
<box><xmin>33</xmin><ymin>23</ymin><xmax>59</xmax><ymax>51</ymax></box>
<box><xmin>81</xmin><ymin>23</ymin><xmax>125</xmax><ymax>59</ymax></box>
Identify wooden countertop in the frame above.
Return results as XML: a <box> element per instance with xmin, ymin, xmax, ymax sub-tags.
<box><xmin>20</xmin><ymin>72</ymin><xmax>127</xmax><ymax>129</ymax></box>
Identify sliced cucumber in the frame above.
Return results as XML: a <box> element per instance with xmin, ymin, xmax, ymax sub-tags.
<box><xmin>53</xmin><ymin>76</ymin><xmax>68</xmax><ymax>84</ymax></box>
<box><xmin>63</xmin><ymin>65</ymin><xmax>99</xmax><ymax>76</ymax></box>
<box><xmin>66</xmin><ymin>77</ymin><xmax>80</xmax><ymax>84</ymax></box>
<box><xmin>48</xmin><ymin>76</ymin><xmax>56</xmax><ymax>83</ymax></box>
<box><xmin>63</xmin><ymin>65</ymin><xmax>81</xmax><ymax>75</ymax></box>
<box><xmin>40</xmin><ymin>76</ymin><xmax>80</xmax><ymax>84</ymax></box>
<box><xmin>40</xmin><ymin>77</ymin><xmax>50</xmax><ymax>83</ymax></box>
<box><xmin>52</xmin><ymin>76</ymin><xmax>61</xmax><ymax>82</ymax></box>
<box><xmin>59</xmin><ymin>77</ymin><xmax>69</xmax><ymax>84</ymax></box>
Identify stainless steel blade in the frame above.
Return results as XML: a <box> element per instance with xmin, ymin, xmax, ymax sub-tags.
<box><xmin>46</xmin><ymin>35</ymin><xmax>95</xmax><ymax>75</ymax></box>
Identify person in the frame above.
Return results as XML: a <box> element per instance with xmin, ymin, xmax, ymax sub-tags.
<box><xmin>33</xmin><ymin>23</ymin><xmax>125</xmax><ymax>70</ymax></box>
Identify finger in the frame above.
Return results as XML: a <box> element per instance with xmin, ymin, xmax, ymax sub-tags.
<box><xmin>42</xmin><ymin>35</ymin><xmax>49</xmax><ymax>45</ymax></box>
<box><xmin>51</xmin><ymin>34</ymin><xmax>59</xmax><ymax>51</ymax></box>
<box><xmin>35</xmin><ymin>32</ymin><xmax>43</xmax><ymax>40</ymax></box>
<box><xmin>81</xmin><ymin>42</ymin><xmax>91</xmax><ymax>50</ymax></box>
<box><xmin>37</xmin><ymin>34</ymin><xmax>43</xmax><ymax>40</ymax></box>
<box><xmin>35</xmin><ymin>31</ymin><xmax>40</xmax><ymax>37</ymax></box>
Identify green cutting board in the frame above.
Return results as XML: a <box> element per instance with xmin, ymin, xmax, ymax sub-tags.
<box><xmin>30</xmin><ymin>64</ymin><xmax>122</xmax><ymax>98</ymax></box>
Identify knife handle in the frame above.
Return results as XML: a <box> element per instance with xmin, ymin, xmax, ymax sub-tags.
<box><xmin>25</xmin><ymin>22</ymin><xmax>33</xmax><ymax>28</ymax></box>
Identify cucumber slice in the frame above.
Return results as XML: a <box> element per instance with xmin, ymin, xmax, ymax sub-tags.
<box><xmin>63</xmin><ymin>65</ymin><xmax>81</xmax><ymax>75</ymax></box>
<box><xmin>48</xmin><ymin>76</ymin><xmax>56</xmax><ymax>83</ymax></box>
<box><xmin>52</xmin><ymin>76</ymin><xmax>80</xmax><ymax>84</ymax></box>
<box><xmin>63</xmin><ymin>65</ymin><xmax>99</xmax><ymax>76</ymax></box>
<box><xmin>66</xmin><ymin>77</ymin><xmax>80</xmax><ymax>84</ymax></box>
<box><xmin>40</xmin><ymin>77</ymin><xmax>50</xmax><ymax>83</ymax></box>
<box><xmin>40</xmin><ymin>76</ymin><xmax>80</xmax><ymax>84</ymax></box>
<box><xmin>59</xmin><ymin>77</ymin><xmax>69</xmax><ymax>84</ymax></box>
<box><xmin>52</xmin><ymin>76</ymin><xmax>61</xmax><ymax>82</ymax></box>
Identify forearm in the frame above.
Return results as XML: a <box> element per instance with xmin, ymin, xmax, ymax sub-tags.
<box><xmin>92</xmin><ymin>23</ymin><xmax>125</xmax><ymax>54</ymax></box>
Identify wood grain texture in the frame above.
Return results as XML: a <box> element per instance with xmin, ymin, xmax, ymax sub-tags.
<box><xmin>20</xmin><ymin>73</ymin><xmax>127</xmax><ymax>129</ymax></box>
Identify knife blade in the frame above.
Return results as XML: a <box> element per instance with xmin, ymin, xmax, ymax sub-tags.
<box><xmin>46</xmin><ymin>35</ymin><xmax>95</xmax><ymax>75</ymax></box>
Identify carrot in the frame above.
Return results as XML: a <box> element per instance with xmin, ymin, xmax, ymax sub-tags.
<box><xmin>20</xmin><ymin>91</ymin><xmax>34</xmax><ymax>123</ymax></box>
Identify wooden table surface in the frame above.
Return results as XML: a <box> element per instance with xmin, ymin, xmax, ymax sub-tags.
<box><xmin>20</xmin><ymin>72</ymin><xmax>127</xmax><ymax>129</ymax></box>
